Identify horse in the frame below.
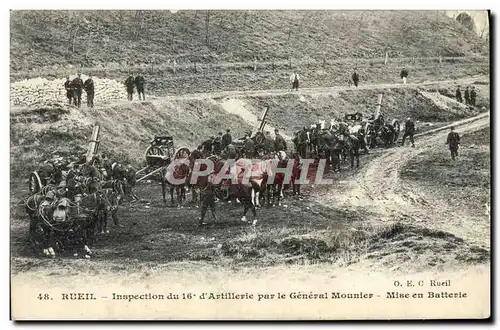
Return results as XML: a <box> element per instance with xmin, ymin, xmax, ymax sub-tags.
<box><xmin>265</xmin><ymin>151</ymin><xmax>289</xmax><ymax>206</ymax></box>
<box><xmin>161</xmin><ymin>160</ymin><xmax>190</xmax><ymax>207</ymax></box>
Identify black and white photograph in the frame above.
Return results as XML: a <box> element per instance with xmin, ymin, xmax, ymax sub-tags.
<box><xmin>8</xmin><ymin>8</ymin><xmax>491</xmax><ymax>320</ymax></box>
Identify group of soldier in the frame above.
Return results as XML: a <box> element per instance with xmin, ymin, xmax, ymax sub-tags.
<box><xmin>195</xmin><ymin>128</ymin><xmax>288</xmax><ymax>160</ymax></box>
<box><xmin>64</xmin><ymin>74</ymin><xmax>95</xmax><ymax>108</ymax></box>
<box><xmin>455</xmin><ymin>85</ymin><xmax>478</xmax><ymax>107</ymax></box>
<box><xmin>124</xmin><ymin>74</ymin><xmax>146</xmax><ymax>101</ymax></box>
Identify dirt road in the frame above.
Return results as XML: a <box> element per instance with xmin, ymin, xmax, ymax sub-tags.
<box><xmin>312</xmin><ymin>113</ymin><xmax>490</xmax><ymax>246</ymax></box>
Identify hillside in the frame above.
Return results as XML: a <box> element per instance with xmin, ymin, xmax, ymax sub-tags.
<box><xmin>10</xmin><ymin>10</ymin><xmax>488</xmax><ymax>72</ymax></box>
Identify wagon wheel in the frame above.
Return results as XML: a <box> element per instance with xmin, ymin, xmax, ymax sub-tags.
<box><xmin>174</xmin><ymin>147</ymin><xmax>191</xmax><ymax>159</ymax></box>
<box><xmin>29</xmin><ymin>171</ymin><xmax>43</xmax><ymax>194</ymax></box>
<box><xmin>391</xmin><ymin>119</ymin><xmax>401</xmax><ymax>143</ymax></box>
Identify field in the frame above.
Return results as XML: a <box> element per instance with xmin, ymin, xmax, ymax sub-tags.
<box><xmin>9</xmin><ymin>10</ymin><xmax>491</xmax><ymax>320</ymax></box>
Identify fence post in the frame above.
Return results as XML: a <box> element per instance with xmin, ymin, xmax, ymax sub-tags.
<box><xmin>384</xmin><ymin>52</ymin><xmax>389</xmax><ymax>65</ymax></box>
<box><xmin>173</xmin><ymin>58</ymin><xmax>177</xmax><ymax>74</ymax></box>
<box><xmin>288</xmin><ymin>57</ymin><xmax>292</xmax><ymax>69</ymax></box>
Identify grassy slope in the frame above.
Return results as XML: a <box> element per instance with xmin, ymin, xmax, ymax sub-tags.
<box><xmin>10</xmin><ymin>10</ymin><xmax>487</xmax><ymax>71</ymax></box>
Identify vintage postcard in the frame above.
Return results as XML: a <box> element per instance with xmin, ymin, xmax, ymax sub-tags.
<box><xmin>9</xmin><ymin>9</ymin><xmax>491</xmax><ymax>320</ymax></box>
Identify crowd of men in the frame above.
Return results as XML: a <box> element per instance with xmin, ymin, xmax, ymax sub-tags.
<box><xmin>455</xmin><ymin>85</ymin><xmax>478</xmax><ymax>107</ymax></box>
<box><xmin>64</xmin><ymin>74</ymin><xmax>94</xmax><ymax>108</ymax></box>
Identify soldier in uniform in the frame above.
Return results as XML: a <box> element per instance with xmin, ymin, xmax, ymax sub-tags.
<box><xmin>401</xmin><ymin>117</ymin><xmax>416</xmax><ymax>147</ymax></box>
<box><xmin>243</xmin><ymin>135</ymin><xmax>256</xmax><ymax>158</ymax></box>
<box><xmin>124</xmin><ymin>75</ymin><xmax>135</xmax><ymax>101</ymax></box>
<box><xmin>213</xmin><ymin>132</ymin><xmax>223</xmax><ymax>155</ymax></box>
<box><xmin>71</xmin><ymin>74</ymin><xmax>84</xmax><ymax>107</ymax></box>
<box><xmin>290</xmin><ymin>72</ymin><xmax>300</xmax><ymax>91</ymax></box>
<box><xmin>64</xmin><ymin>76</ymin><xmax>73</xmax><ymax>105</ymax></box>
<box><xmin>199</xmin><ymin>174</ymin><xmax>217</xmax><ymax>226</ymax></box>
<box><xmin>400</xmin><ymin>67</ymin><xmax>409</xmax><ymax>85</ymax></box>
<box><xmin>446</xmin><ymin>126</ymin><xmax>460</xmax><ymax>160</ymax></box>
<box><xmin>470</xmin><ymin>87</ymin><xmax>477</xmax><ymax>107</ymax></box>
<box><xmin>455</xmin><ymin>86</ymin><xmax>463</xmax><ymax>103</ymax></box>
<box><xmin>297</xmin><ymin>127</ymin><xmax>309</xmax><ymax>158</ymax></box>
<box><xmin>201</xmin><ymin>137</ymin><xmax>214</xmax><ymax>156</ymax></box>
<box><xmin>352</xmin><ymin>69</ymin><xmax>359</xmax><ymax>87</ymax></box>
<box><xmin>274</xmin><ymin>129</ymin><xmax>287</xmax><ymax>152</ymax></box>
<box><xmin>83</xmin><ymin>75</ymin><xmax>95</xmax><ymax>108</ymax></box>
<box><xmin>464</xmin><ymin>86</ymin><xmax>471</xmax><ymax>105</ymax></box>
<box><xmin>191</xmin><ymin>145</ymin><xmax>204</xmax><ymax>161</ymax></box>
<box><xmin>222</xmin><ymin>143</ymin><xmax>237</xmax><ymax>160</ymax></box>
<box><xmin>263</xmin><ymin>131</ymin><xmax>275</xmax><ymax>154</ymax></box>
<box><xmin>221</xmin><ymin>129</ymin><xmax>232</xmax><ymax>151</ymax></box>
<box><xmin>135</xmin><ymin>74</ymin><xmax>146</xmax><ymax>101</ymax></box>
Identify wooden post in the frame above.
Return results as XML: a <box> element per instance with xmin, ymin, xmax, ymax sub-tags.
<box><xmin>384</xmin><ymin>52</ymin><xmax>389</xmax><ymax>65</ymax></box>
<box><xmin>288</xmin><ymin>57</ymin><xmax>292</xmax><ymax>69</ymax></box>
<box><xmin>375</xmin><ymin>94</ymin><xmax>383</xmax><ymax>119</ymax></box>
<box><xmin>173</xmin><ymin>58</ymin><xmax>177</xmax><ymax>74</ymax></box>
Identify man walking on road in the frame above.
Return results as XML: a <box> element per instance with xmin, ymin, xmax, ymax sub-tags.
<box><xmin>64</xmin><ymin>76</ymin><xmax>73</xmax><ymax>105</ymax></box>
<box><xmin>290</xmin><ymin>72</ymin><xmax>300</xmax><ymax>91</ymax></box>
<box><xmin>455</xmin><ymin>86</ymin><xmax>463</xmax><ymax>103</ymax></box>
<box><xmin>400</xmin><ymin>67</ymin><xmax>409</xmax><ymax>85</ymax></box>
<box><xmin>401</xmin><ymin>117</ymin><xmax>415</xmax><ymax>147</ymax></box>
<box><xmin>135</xmin><ymin>74</ymin><xmax>146</xmax><ymax>101</ymax></box>
<box><xmin>124</xmin><ymin>75</ymin><xmax>135</xmax><ymax>101</ymax></box>
<box><xmin>446</xmin><ymin>126</ymin><xmax>460</xmax><ymax>160</ymax></box>
<box><xmin>352</xmin><ymin>69</ymin><xmax>360</xmax><ymax>87</ymax></box>
<box><xmin>464</xmin><ymin>86</ymin><xmax>471</xmax><ymax>105</ymax></box>
<box><xmin>71</xmin><ymin>73</ymin><xmax>84</xmax><ymax>107</ymax></box>
<box><xmin>470</xmin><ymin>86</ymin><xmax>477</xmax><ymax>107</ymax></box>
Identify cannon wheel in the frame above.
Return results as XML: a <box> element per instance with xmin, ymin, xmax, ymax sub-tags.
<box><xmin>174</xmin><ymin>147</ymin><xmax>191</xmax><ymax>159</ymax></box>
<box><xmin>391</xmin><ymin>119</ymin><xmax>401</xmax><ymax>143</ymax></box>
<box><xmin>29</xmin><ymin>171</ymin><xmax>43</xmax><ymax>194</ymax></box>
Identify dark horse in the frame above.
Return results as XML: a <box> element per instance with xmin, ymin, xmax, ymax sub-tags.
<box><xmin>161</xmin><ymin>161</ymin><xmax>191</xmax><ymax>207</ymax></box>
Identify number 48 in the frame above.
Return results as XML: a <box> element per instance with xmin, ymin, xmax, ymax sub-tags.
<box><xmin>37</xmin><ymin>293</ymin><xmax>50</xmax><ymax>300</ymax></box>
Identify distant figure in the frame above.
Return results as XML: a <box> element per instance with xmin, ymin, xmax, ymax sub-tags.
<box><xmin>124</xmin><ymin>75</ymin><xmax>135</xmax><ymax>101</ymax></box>
<box><xmin>135</xmin><ymin>75</ymin><xmax>146</xmax><ymax>101</ymax></box>
<box><xmin>446</xmin><ymin>126</ymin><xmax>460</xmax><ymax>160</ymax></box>
<box><xmin>290</xmin><ymin>72</ymin><xmax>300</xmax><ymax>91</ymax></box>
<box><xmin>400</xmin><ymin>67</ymin><xmax>409</xmax><ymax>85</ymax></box>
<box><xmin>274</xmin><ymin>129</ymin><xmax>287</xmax><ymax>151</ymax></box>
<box><xmin>352</xmin><ymin>69</ymin><xmax>359</xmax><ymax>87</ymax></box>
<box><xmin>71</xmin><ymin>74</ymin><xmax>84</xmax><ymax>107</ymax></box>
<box><xmin>464</xmin><ymin>86</ymin><xmax>470</xmax><ymax>105</ymax></box>
<box><xmin>83</xmin><ymin>75</ymin><xmax>95</xmax><ymax>108</ymax></box>
<box><xmin>470</xmin><ymin>87</ymin><xmax>477</xmax><ymax>107</ymax></box>
<box><xmin>64</xmin><ymin>76</ymin><xmax>73</xmax><ymax>105</ymax></box>
<box><xmin>401</xmin><ymin>117</ymin><xmax>415</xmax><ymax>147</ymax></box>
<box><xmin>455</xmin><ymin>86</ymin><xmax>462</xmax><ymax>103</ymax></box>
<box><xmin>221</xmin><ymin>129</ymin><xmax>232</xmax><ymax>151</ymax></box>
<box><xmin>243</xmin><ymin>135</ymin><xmax>256</xmax><ymax>158</ymax></box>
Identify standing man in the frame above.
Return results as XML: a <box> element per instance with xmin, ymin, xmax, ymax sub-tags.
<box><xmin>243</xmin><ymin>134</ymin><xmax>256</xmax><ymax>158</ymax></box>
<box><xmin>274</xmin><ymin>129</ymin><xmax>287</xmax><ymax>152</ymax></box>
<box><xmin>401</xmin><ymin>117</ymin><xmax>415</xmax><ymax>147</ymax></box>
<box><xmin>464</xmin><ymin>86</ymin><xmax>471</xmax><ymax>105</ymax></box>
<box><xmin>446</xmin><ymin>126</ymin><xmax>460</xmax><ymax>160</ymax></box>
<box><xmin>71</xmin><ymin>73</ymin><xmax>84</xmax><ymax>107</ymax></box>
<box><xmin>124</xmin><ymin>75</ymin><xmax>135</xmax><ymax>101</ymax></box>
<box><xmin>290</xmin><ymin>72</ymin><xmax>300</xmax><ymax>91</ymax></box>
<box><xmin>135</xmin><ymin>74</ymin><xmax>146</xmax><ymax>101</ymax></box>
<box><xmin>221</xmin><ymin>129</ymin><xmax>232</xmax><ymax>151</ymax></box>
<box><xmin>263</xmin><ymin>131</ymin><xmax>275</xmax><ymax>154</ymax></box>
<box><xmin>213</xmin><ymin>132</ymin><xmax>223</xmax><ymax>155</ymax></box>
<box><xmin>400</xmin><ymin>67</ymin><xmax>409</xmax><ymax>85</ymax></box>
<box><xmin>470</xmin><ymin>86</ymin><xmax>477</xmax><ymax>107</ymax></box>
<box><xmin>201</xmin><ymin>136</ymin><xmax>214</xmax><ymax>156</ymax></box>
<box><xmin>83</xmin><ymin>75</ymin><xmax>95</xmax><ymax>108</ymax></box>
<box><xmin>455</xmin><ymin>86</ymin><xmax>463</xmax><ymax>103</ymax></box>
<box><xmin>352</xmin><ymin>68</ymin><xmax>360</xmax><ymax>87</ymax></box>
<box><xmin>199</xmin><ymin>173</ymin><xmax>217</xmax><ymax>226</ymax></box>
<box><xmin>64</xmin><ymin>76</ymin><xmax>73</xmax><ymax>105</ymax></box>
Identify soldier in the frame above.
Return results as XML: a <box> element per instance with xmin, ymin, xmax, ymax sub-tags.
<box><xmin>213</xmin><ymin>132</ymin><xmax>223</xmax><ymax>155</ymax></box>
<box><xmin>135</xmin><ymin>74</ymin><xmax>146</xmax><ymax>101</ymax></box>
<box><xmin>446</xmin><ymin>126</ymin><xmax>460</xmax><ymax>160</ymax></box>
<box><xmin>83</xmin><ymin>75</ymin><xmax>95</xmax><ymax>108</ymax></box>
<box><xmin>71</xmin><ymin>74</ymin><xmax>84</xmax><ymax>107</ymax></box>
<box><xmin>243</xmin><ymin>135</ymin><xmax>256</xmax><ymax>158</ymax></box>
<box><xmin>464</xmin><ymin>86</ymin><xmax>471</xmax><ymax>105</ymax></box>
<box><xmin>263</xmin><ymin>131</ymin><xmax>275</xmax><ymax>154</ymax></box>
<box><xmin>64</xmin><ymin>76</ymin><xmax>73</xmax><ymax>105</ymax></box>
<box><xmin>222</xmin><ymin>143</ymin><xmax>237</xmax><ymax>160</ymax></box>
<box><xmin>470</xmin><ymin>87</ymin><xmax>477</xmax><ymax>107</ymax></box>
<box><xmin>191</xmin><ymin>145</ymin><xmax>204</xmax><ymax>160</ymax></box>
<box><xmin>455</xmin><ymin>86</ymin><xmax>463</xmax><ymax>103</ymax></box>
<box><xmin>290</xmin><ymin>72</ymin><xmax>300</xmax><ymax>91</ymax></box>
<box><xmin>352</xmin><ymin>69</ymin><xmax>360</xmax><ymax>87</ymax></box>
<box><xmin>274</xmin><ymin>129</ymin><xmax>287</xmax><ymax>152</ymax></box>
<box><xmin>400</xmin><ymin>67</ymin><xmax>409</xmax><ymax>85</ymax></box>
<box><xmin>221</xmin><ymin>129</ymin><xmax>232</xmax><ymax>150</ymax></box>
<box><xmin>124</xmin><ymin>75</ymin><xmax>135</xmax><ymax>101</ymax></box>
<box><xmin>199</xmin><ymin>174</ymin><xmax>217</xmax><ymax>226</ymax></box>
<box><xmin>401</xmin><ymin>117</ymin><xmax>416</xmax><ymax>147</ymax></box>
<box><xmin>201</xmin><ymin>137</ymin><xmax>214</xmax><ymax>156</ymax></box>
<box><xmin>297</xmin><ymin>127</ymin><xmax>309</xmax><ymax>158</ymax></box>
